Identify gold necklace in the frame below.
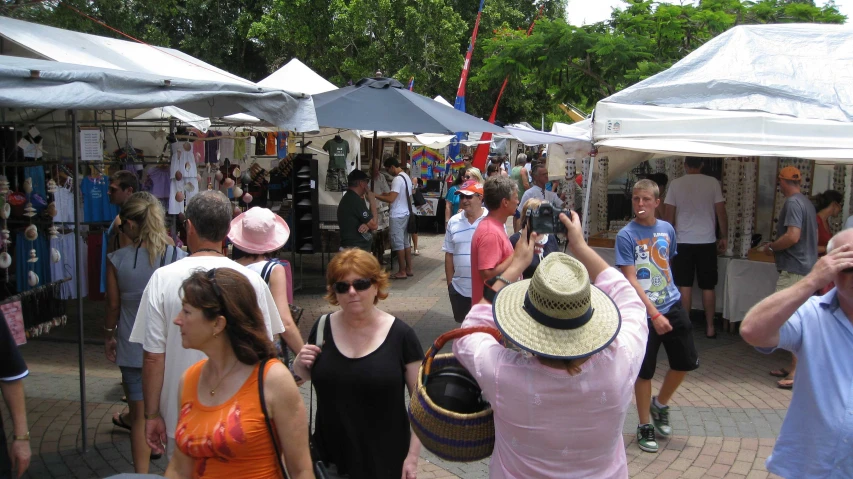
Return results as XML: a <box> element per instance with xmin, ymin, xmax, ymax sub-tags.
<box><xmin>208</xmin><ymin>359</ymin><xmax>240</xmax><ymax>396</ymax></box>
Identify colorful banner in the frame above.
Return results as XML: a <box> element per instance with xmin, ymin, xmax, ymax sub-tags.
<box><xmin>448</xmin><ymin>0</ymin><xmax>486</xmax><ymax>162</ymax></box>
<box><xmin>411</xmin><ymin>146</ymin><xmax>445</xmax><ymax>179</ymax></box>
<box><xmin>473</xmin><ymin>4</ymin><xmax>546</xmax><ymax>170</ymax></box>
<box><xmin>408</xmin><ymin>77</ymin><xmax>415</xmax><ymax>91</ymax></box>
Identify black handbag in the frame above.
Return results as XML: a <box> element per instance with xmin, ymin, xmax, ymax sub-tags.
<box><xmin>400</xmin><ymin>174</ymin><xmax>419</xmax><ymax>234</ymax></box>
<box><xmin>259</xmin><ymin>358</ymin><xmax>290</xmax><ymax>479</ymax></box>
<box><xmin>308</xmin><ymin>315</ymin><xmax>332</xmax><ymax>479</ymax></box>
<box><xmin>412</xmin><ymin>186</ymin><xmax>427</xmax><ymax>207</ymax></box>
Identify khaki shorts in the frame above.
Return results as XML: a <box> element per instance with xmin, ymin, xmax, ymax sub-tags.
<box><xmin>776</xmin><ymin>270</ymin><xmax>806</xmax><ymax>292</ymax></box>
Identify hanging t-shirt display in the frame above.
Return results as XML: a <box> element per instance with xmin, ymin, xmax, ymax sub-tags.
<box><xmin>191</xmin><ymin>130</ymin><xmax>206</xmax><ymax>164</ymax></box>
<box><xmin>81</xmin><ymin>175</ymin><xmax>118</xmax><ymax>222</ymax></box>
<box><xmin>277</xmin><ymin>132</ymin><xmax>289</xmax><ymax>159</ymax></box>
<box><xmin>255</xmin><ymin>133</ymin><xmax>266</xmax><ymax>156</ymax></box>
<box><xmin>168</xmin><ymin>141</ymin><xmax>200</xmax><ymax>215</ymax></box>
<box><xmin>220</xmin><ymin>136</ymin><xmax>235</xmax><ymax>162</ymax></box>
<box><xmin>266</xmin><ymin>132</ymin><xmax>277</xmax><ymax>156</ymax></box>
<box><xmin>233</xmin><ymin>132</ymin><xmax>247</xmax><ymax>161</ymax></box>
<box><xmin>205</xmin><ymin>131</ymin><xmax>221</xmax><ymax>164</ymax></box>
<box><xmin>323</xmin><ymin>138</ymin><xmax>350</xmax><ymax>170</ymax></box>
<box><xmin>144</xmin><ymin>166</ymin><xmax>171</xmax><ymax>199</ymax></box>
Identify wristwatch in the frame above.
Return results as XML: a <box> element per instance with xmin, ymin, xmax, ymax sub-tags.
<box><xmin>13</xmin><ymin>432</ymin><xmax>29</xmax><ymax>441</ymax></box>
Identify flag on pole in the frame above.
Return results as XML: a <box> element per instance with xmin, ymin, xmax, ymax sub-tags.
<box><xmin>473</xmin><ymin>4</ymin><xmax>546</xmax><ymax>170</ymax></box>
<box><xmin>408</xmin><ymin>77</ymin><xmax>415</xmax><ymax>91</ymax></box>
<box><xmin>448</xmin><ymin>0</ymin><xmax>486</xmax><ymax>162</ymax></box>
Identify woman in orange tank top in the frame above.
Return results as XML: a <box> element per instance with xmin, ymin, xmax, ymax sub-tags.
<box><xmin>164</xmin><ymin>268</ymin><xmax>313</xmax><ymax>479</ymax></box>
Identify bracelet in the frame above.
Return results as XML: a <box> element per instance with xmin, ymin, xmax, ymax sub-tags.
<box><xmin>495</xmin><ymin>275</ymin><xmax>515</xmax><ymax>285</ymax></box>
<box><xmin>13</xmin><ymin>432</ymin><xmax>29</xmax><ymax>441</ymax></box>
<box><xmin>651</xmin><ymin>313</ymin><xmax>663</xmax><ymax>321</ymax></box>
<box><xmin>103</xmin><ymin>326</ymin><xmax>116</xmax><ymax>333</ymax></box>
<box><xmin>144</xmin><ymin>411</ymin><xmax>161</xmax><ymax>420</ymax></box>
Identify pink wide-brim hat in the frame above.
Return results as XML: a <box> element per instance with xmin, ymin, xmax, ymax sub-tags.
<box><xmin>228</xmin><ymin>207</ymin><xmax>290</xmax><ymax>254</ymax></box>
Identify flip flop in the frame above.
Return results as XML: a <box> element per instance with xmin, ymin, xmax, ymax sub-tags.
<box><xmin>391</xmin><ymin>274</ymin><xmax>408</xmax><ymax>280</ymax></box>
<box><xmin>406</xmin><ymin>273</ymin><xmax>414</xmax><ymax>277</ymax></box>
<box><xmin>112</xmin><ymin>412</ymin><xmax>132</xmax><ymax>431</ymax></box>
<box><xmin>151</xmin><ymin>452</ymin><xmax>163</xmax><ymax>460</ymax></box>
<box><xmin>769</xmin><ymin>368</ymin><xmax>790</xmax><ymax>378</ymax></box>
<box><xmin>777</xmin><ymin>378</ymin><xmax>794</xmax><ymax>389</ymax></box>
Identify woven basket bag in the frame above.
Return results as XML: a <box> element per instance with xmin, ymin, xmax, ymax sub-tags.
<box><xmin>408</xmin><ymin>326</ymin><xmax>502</xmax><ymax>462</ymax></box>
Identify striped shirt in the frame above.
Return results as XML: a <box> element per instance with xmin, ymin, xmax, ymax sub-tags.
<box><xmin>442</xmin><ymin>208</ymin><xmax>488</xmax><ymax>298</ymax></box>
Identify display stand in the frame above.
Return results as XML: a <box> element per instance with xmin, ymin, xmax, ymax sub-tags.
<box><xmin>289</xmin><ymin>153</ymin><xmax>320</xmax><ymax>288</ymax></box>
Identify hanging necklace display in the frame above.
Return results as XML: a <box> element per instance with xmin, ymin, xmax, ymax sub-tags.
<box><xmin>0</xmin><ymin>173</ymin><xmax>9</xmax><ymax>281</ymax></box>
<box><xmin>47</xmin><ymin>175</ymin><xmax>60</xmax><ymax>264</ymax></box>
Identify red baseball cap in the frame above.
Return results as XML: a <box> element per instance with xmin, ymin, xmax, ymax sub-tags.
<box><xmin>455</xmin><ymin>181</ymin><xmax>484</xmax><ymax>196</ymax></box>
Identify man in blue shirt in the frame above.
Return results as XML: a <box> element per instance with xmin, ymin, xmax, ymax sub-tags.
<box><xmin>742</xmin><ymin>229</ymin><xmax>853</xmax><ymax>478</ymax></box>
<box><xmin>616</xmin><ymin>179</ymin><xmax>699</xmax><ymax>454</ymax></box>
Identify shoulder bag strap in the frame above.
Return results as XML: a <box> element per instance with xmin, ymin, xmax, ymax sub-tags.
<box><xmin>261</xmin><ymin>259</ymin><xmax>277</xmax><ymax>284</ymax></box>
<box><xmin>309</xmin><ymin>314</ymin><xmax>329</xmax><ymax>433</ymax></box>
<box><xmin>259</xmin><ymin>358</ymin><xmax>290</xmax><ymax>479</ymax></box>
<box><xmin>398</xmin><ymin>173</ymin><xmax>414</xmax><ymax>216</ymax></box>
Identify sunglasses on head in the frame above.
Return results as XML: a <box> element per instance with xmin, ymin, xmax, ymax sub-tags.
<box><xmin>207</xmin><ymin>268</ymin><xmax>224</xmax><ymax>299</ymax></box>
<box><xmin>333</xmin><ymin>278</ymin><xmax>373</xmax><ymax>294</ymax></box>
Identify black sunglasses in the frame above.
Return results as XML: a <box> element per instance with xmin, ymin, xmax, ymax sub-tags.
<box><xmin>332</xmin><ymin>278</ymin><xmax>373</xmax><ymax>294</ymax></box>
<box><xmin>207</xmin><ymin>268</ymin><xmax>224</xmax><ymax>299</ymax></box>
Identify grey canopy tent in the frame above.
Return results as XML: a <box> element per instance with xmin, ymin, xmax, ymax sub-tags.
<box><xmin>312</xmin><ymin>77</ymin><xmax>505</xmax><ymax>134</ymax></box>
<box><xmin>0</xmin><ymin>54</ymin><xmax>318</xmax><ymax>450</ymax></box>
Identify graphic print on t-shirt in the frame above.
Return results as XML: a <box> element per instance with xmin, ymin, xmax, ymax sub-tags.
<box><xmin>631</xmin><ymin>234</ymin><xmax>673</xmax><ymax>307</ymax></box>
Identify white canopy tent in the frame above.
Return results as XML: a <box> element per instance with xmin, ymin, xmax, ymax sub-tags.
<box><xmin>0</xmin><ymin>16</ymin><xmax>296</xmax><ymax>129</ymax></box>
<box><xmin>592</xmin><ymin>23</ymin><xmax>853</xmax><ymax>180</ymax></box>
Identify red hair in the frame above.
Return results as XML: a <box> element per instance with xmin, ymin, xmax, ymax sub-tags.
<box><xmin>324</xmin><ymin>248</ymin><xmax>390</xmax><ymax>305</ymax></box>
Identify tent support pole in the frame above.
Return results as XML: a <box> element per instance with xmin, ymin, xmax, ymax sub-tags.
<box><xmin>581</xmin><ymin>155</ymin><xmax>596</xmax><ymax>240</ymax></box>
<box><xmin>70</xmin><ymin>109</ymin><xmax>88</xmax><ymax>452</ymax></box>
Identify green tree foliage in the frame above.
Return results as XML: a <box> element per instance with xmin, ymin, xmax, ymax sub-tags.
<box><xmin>472</xmin><ymin>0</ymin><xmax>846</xmax><ymax>120</ymax></box>
<box><xmin>6</xmin><ymin>0</ymin><xmax>272</xmax><ymax>81</ymax></box>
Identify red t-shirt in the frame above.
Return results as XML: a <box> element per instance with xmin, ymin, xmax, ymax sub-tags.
<box><xmin>470</xmin><ymin>216</ymin><xmax>514</xmax><ymax>304</ymax></box>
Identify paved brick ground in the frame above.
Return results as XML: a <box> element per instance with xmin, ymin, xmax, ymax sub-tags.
<box><xmin>2</xmin><ymin>230</ymin><xmax>789</xmax><ymax>478</ymax></box>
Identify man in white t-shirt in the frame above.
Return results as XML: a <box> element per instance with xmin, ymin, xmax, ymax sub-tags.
<box><xmin>375</xmin><ymin>157</ymin><xmax>414</xmax><ymax>279</ymax></box>
<box><xmin>664</xmin><ymin>157</ymin><xmax>727</xmax><ymax>338</ymax></box>
<box><xmin>442</xmin><ymin>181</ymin><xmax>487</xmax><ymax>322</ymax></box>
<box><xmin>129</xmin><ymin>191</ymin><xmax>284</xmax><ymax>457</ymax></box>
<box><xmin>518</xmin><ymin>164</ymin><xmax>565</xmax><ymax>216</ymax></box>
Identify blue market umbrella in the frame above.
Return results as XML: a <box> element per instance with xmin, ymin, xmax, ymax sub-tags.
<box><xmin>312</xmin><ymin>77</ymin><xmax>506</xmax><ymax>134</ymax></box>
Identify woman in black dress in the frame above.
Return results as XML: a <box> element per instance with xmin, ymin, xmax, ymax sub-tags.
<box><xmin>293</xmin><ymin>248</ymin><xmax>424</xmax><ymax>479</ymax></box>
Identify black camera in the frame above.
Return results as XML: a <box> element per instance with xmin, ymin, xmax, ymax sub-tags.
<box><xmin>526</xmin><ymin>202</ymin><xmax>569</xmax><ymax>235</ymax></box>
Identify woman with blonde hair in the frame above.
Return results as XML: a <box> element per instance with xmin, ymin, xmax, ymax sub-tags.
<box><xmin>104</xmin><ymin>191</ymin><xmax>187</xmax><ymax>472</ymax></box>
<box><xmin>465</xmin><ymin>167</ymin><xmax>484</xmax><ymax>184</ymax></box>
<box><xmin>293</xmin><ymin>248</ymin><xmax>424</xmax><ymax>479</ymax></box>
<box><xmin>166</xmin><ymin>268</ymin><xmax>312</xmax><ymax>478</ymax></box>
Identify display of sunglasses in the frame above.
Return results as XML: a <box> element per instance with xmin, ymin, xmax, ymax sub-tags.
<box><xmin>333</xmin><ymin>278</ymin><xmax>373</xmax><ymax>294</ymax></box>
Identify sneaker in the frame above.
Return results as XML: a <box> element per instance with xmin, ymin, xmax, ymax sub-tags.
<box><xmin>650</xmin><ymin>396</ymin><xmax>672</xmax><ymax>437</ymax></box>
<box><xmin>637</xmin><ymin>424</ymin><xmax>658</xmax><ymax>453</ymax></box>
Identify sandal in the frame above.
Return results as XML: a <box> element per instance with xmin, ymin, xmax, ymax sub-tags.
<box><xmin>777</xmin><ymin>378</ymin><xmax>794</xmax><ymax>389</ymax></box>
<box><xmin>151</xmin><ymin>452</ymin><xmax>163</xmax><ymax>460</ymax></box>
<box><xmin>112</xmin><ymin>412</ymin><xmax>132</xmax><ymax>431</ymax></box>
<box><xmin>391</xmin><ymin>274</ymin><xmax>408</xmax><ymax>280</ymax></box>
<box><xmin>769</xmin><ymin>368</ymin><xmax>790</xmax><ymax>378</ymax></box>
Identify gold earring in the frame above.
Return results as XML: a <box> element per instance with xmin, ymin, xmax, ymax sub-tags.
<box><xmin>213</xmin><ymin>331</ymin><xmax>218</xmax><ymax>338</ymax></box>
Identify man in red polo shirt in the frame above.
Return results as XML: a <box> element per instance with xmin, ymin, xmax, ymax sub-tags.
<box><xmin>470</xmin><ymin>176</ymin><xmax>520</xmax><ymax>304</ymax></box>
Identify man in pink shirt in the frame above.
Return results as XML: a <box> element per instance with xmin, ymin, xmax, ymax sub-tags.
<box><xmin>454</xmin><ymin>212</ymin><xmax>648</xmax><ymax>478</ymax></box>
<box><xmin>470</xmin><ymin>176</ymin><xmax>519</xmax><ymax>304</ymax></box>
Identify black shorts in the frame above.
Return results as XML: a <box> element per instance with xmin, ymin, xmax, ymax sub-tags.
<box><xmin>672</xmin><ymin>242</ymin><xmax>718</xmax><ymax>290</ymax></box>
<box><xmin>638</xmin><ymin>302</ymin><xmax>699</xmax><ymax>380</ymax></box>
<box><xmin>448</xmin><ymin>283</ymin><xmax>473</xmax><ymax>323</ymax></box>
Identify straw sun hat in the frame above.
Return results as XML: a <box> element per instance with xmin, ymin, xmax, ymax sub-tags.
<box><xmin>493</xmin><ymin>253</ymin><xmax>621</xmax><ymax>359</ymax></box>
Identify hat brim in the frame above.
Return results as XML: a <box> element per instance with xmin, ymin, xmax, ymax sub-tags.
<box><xmin>228</xmin><ymin>214</ymin><xmax>290</xmax><ymax>255</ymax></box>
<box><xmin>455</xmin><ymin>190</ymin><xmax>477</xmax><ymax>196</ymax></box>
<box><xmin>493</xmin><ymin>280</ymin><xmax>622</xmax><ymax>360</ymax></box>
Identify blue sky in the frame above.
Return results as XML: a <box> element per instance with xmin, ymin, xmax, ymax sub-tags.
<box><xmin>567</xmin><ymin>0</ymin><xmax>852</xmax><ymax>26</ymax></box>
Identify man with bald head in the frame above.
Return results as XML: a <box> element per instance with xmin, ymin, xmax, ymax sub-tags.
<box><xmin>741</xmin><ymin>229</ymin><xmax>853</xmax><ymax>478</ymax></box>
